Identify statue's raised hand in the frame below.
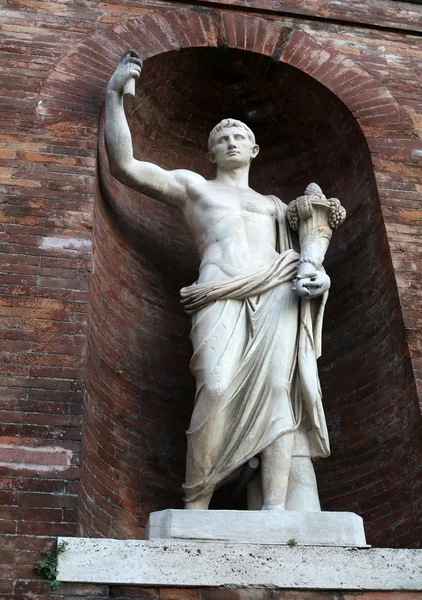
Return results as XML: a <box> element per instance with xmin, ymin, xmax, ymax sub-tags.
<box><xmin>107</xmin><ymin>50</ymin><xmax>143</xmax><ymax>97</ymax></box>
<box><xmin>293</xmin><ymin>262</ymin><xmax>331</xmax><ymax>299</ymax></box>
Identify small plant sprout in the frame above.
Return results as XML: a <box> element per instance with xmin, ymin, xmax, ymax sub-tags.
<box><xmin>287</xmin><ymin>538</ymin><xmax>298</xmax><ymax>548</ymax></box>
<box><xmin>34</xmin><ymin>540</ymin><xmax>68</xmax><ymax>591</ymax></box>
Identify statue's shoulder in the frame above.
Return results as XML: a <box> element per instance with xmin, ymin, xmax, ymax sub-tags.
<box><xmin>266</xmin><ymin>195</ymin><xmax>288</xmax><ymax>220</ymax></box>
<box><xmin>176</xmin><ymin>169</ymin><xmax>207</xmax><ymax>186</ymax></box>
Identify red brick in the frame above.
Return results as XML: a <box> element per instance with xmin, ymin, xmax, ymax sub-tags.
<box><xmin>56</xmin><ymin>583</ymin><xmax>109</xmax><ymax>596</ymax></box>
<box><xmin>222</xmin><ymin>12</ymin><xmax>236</xmax><ymax>48</ymax></box>
<box><xmin>199</xmin><ymin>11</ymin><xmax>219</xmax><ymax>48</ymax></box>
<box><xmin>17</xmin><ymin>520</ymin><xmax>76</xmax><ymax>536</ymax></box>
<box><xmin>0</xmin><ymin>519</ymin><xmax>17</xmax><ymax>533</ymax></box>
<box><xmin>175</xmin><ymin>11</ymin><xmax>206</xmax><ymax>48</ymax></box>
<box><xmin>110</xmin><ymin>587</ymin><xmax>159</xmax><ymax>599</ymax></box>
<box><xmin>0</xmin><ymin>579</ymin><xmax>13</xmax><ymax>594</ymax></box>
<box><xmin>141</xmin><ymin>14</ymin><xmax>178</xmax><ymax>52</ymax></box>
<box><xmin>160</xmin><ymin>589</ymin><xmax>200</xmax><ymax>600</ymax></box>
<box><xmin>202</xmin><ymin>591</ymin><xmax>272</xmax><ymax>600</ymax></box>
<box><xmin>280</xmin><ymin>29</ymin><xmax>306</xmax><ymax>64</ymax></box>
<box><xmin>115</xmin><ymin>21</ymin><xmax>164</xmax><ymax>59</ymax></box>
<box><xmin>0</xmin><ymin>550</ymin><xmax>14</xmax><ymax>564</ymax></box>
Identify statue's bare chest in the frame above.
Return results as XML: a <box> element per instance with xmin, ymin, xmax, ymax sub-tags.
<box><xmin>188</xmin><ymin>183</ymin><xmax>275</xmax><ymax>221</ymax></box>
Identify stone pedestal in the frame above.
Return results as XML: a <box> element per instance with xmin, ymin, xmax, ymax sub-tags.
<box><xmin>145</xmin><ymin>509</ymin><xmax>368</xmax><ymax>547</ymax></box>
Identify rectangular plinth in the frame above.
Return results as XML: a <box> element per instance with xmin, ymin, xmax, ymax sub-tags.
<box><xmin>145</xmin><ymin>509</ymin><xmax>368</xmax><ymax>547</ymax></box>
<box><xmin>57</xmin><ymin>538</ymin><xmax>422</xmax><ymax>590</ymax></box>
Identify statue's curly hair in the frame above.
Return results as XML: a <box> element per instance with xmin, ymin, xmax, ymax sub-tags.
<box><xmin>208</xmin><ymin>118</ymin><xmax>256</xmax><ymax>151</ymax></box>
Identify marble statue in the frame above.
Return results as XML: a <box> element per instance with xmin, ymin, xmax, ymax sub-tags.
<box><xmin>105</xmin><ymin>52</ymin><xmax>346</xmax><ymax>513</ymax></box>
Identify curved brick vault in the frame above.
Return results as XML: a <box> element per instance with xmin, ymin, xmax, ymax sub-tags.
<box><xmin>38</xmin><ymin>10</ymin><xmax>422</xmax><ymax>546</ymax></box>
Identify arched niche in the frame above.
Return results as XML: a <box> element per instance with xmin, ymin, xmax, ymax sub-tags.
<box><xmin>80</xmin><ymin>46</ymin><xmax>419</xmax><ymax>546</ymax></box>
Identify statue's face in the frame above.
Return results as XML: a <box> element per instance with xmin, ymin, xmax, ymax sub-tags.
<box><xmin>209</xmin><ymin>126</ymin><xmax>259</xmax><ymax>169</ymax></box>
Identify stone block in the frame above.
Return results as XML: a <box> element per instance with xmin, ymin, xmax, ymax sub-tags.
<box><xmin>57</xmin><ymin>537</ymin><xmax>422</xmax><ymax>590</ymax></box>
<box><xmin>145</xmin><ymin>509</ymin><xmax>368</xmax><ymax>547</ymax></box>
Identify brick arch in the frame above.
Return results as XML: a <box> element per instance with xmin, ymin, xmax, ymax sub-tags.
<box><xmin>39</xmin><ymin>10</ymin><xmax>413</xmax><ymax>138</ymax></box>
<box><xmin>42</xmin><ymin>9</ymin><xmax>421</xmax><ymax>547</ymax></box>
<box><xmin>280</xmin><ymin>29</ymin><xmax>413</xmax><ymax>134</ymax></box>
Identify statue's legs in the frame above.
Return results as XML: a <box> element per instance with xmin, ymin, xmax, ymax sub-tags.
<box><xmin>259</xmin><ymin>282</ymin><xmax>299</xmax><ymax>510</ymax></box>
<box><xmin>247</xmin><ymin>453</ymin><xmax>321</xmax><ymax>511</ymax></box>
<box><xmin>261</xmin><ymin>431</ymin><xmax>295</xmax><ymax>509</ymax></box>
<box><xmin>184</xmin><ymin>299</ymin><xmax>247</xmax><ymax>509</ymax></box>
<box><xmin>251</xmin><ymin>415</ymin><xmax>321</xmax><ymax>510</ymax></box>
<box><xmin>255</xmin><ymin>287</ymin><xmax>320</xmax><ymax>511</ymax></box>
<box><xmin>285</xmin><ymin>456</ymin><xmax>321</xmax><ymax>511</ymax></box>
<box><xmin>184</xmin><ymin>283</ymin><xmax>312</xmax><ymax>510</ymax></box>
<box><xmin>184</xmin><ymin>492</ymin><xmax>213</xmax><ymax>510</ymax></box>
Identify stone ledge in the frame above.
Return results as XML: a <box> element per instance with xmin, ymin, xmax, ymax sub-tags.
<box><xmin>57</xmin><ymin>537</ymin><xmax>422</xmax><ymax>590</ymax></box>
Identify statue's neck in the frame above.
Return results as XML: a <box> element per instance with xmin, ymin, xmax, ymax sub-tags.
<box><xmin>215</xmin><ymin>166</ymin><xmax>251</xmax><ymax>189</ymax></box>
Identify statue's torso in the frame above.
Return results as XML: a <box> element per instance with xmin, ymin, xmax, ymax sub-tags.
<box><xmin>183</xmin><ymin>181</ymin><xmax>283</xmax><ymax>283</ymax></box>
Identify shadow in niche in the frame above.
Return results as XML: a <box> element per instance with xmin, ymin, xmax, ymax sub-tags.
<box><xmin>80</xmin><ymin>46</ymin><xmax>418</xmax><ymax>546</ymax></box>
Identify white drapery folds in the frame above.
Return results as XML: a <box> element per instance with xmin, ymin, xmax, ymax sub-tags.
<box><xmin>181</xmin><ymin>199</ymin><xmax>330</xmax><ymax>504</ymax></box>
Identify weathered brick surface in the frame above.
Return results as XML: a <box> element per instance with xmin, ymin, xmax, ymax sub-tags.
<box><xmin>197</xmin><ymin>0</ymin><xmax>422</xmax><ymax>34</ymax></box>
<box><xmin>1</xmin><ymin>0</ymin><xmax>422</xmax><ymax>597</ymax></box>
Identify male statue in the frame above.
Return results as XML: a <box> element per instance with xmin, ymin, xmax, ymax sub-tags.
<box><xmin>105</xmin><ymin>52</ymin><xmax>345</xmax><ymax>512</ymax></box>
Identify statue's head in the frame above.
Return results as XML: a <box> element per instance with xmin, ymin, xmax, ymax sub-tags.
<box><xmin>208</xmin><ymin>118</ymin><xmax>259</xmax><ymax>168</ymax></box>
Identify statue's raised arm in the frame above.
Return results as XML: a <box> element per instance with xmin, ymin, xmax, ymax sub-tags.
<box><xmin>104</xmin><ymin>52</ymin><xmax>205</xmax><ymax>208</ymax></box>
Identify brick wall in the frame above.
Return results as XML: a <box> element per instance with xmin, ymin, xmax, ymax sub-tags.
<box><xmin>5</xmin><ymin>585</ymin><xmax>422</xmax><ymax>600</ymax></box>
<box><xmin>1</xmin><ymin>0</ymin><xmax>422</xmax><ymax>597</ymax></box>
<box><xmin>8</xmin><ymin>587</ymin><xmax>422</xmax><ymax>600</ymax></box>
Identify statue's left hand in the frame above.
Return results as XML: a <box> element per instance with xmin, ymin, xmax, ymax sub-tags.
<box><xmin>293</xmin><ymin>265</ymin><xmax>331</xmax><ymax>299</ymax></box>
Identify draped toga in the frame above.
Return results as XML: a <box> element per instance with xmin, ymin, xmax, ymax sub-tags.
<box><xmin>180</xmin><ymin>197</ymin><xmax>330</xmax><ymax>504</ymax></box>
